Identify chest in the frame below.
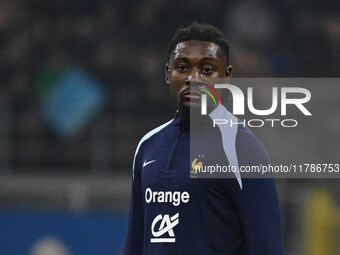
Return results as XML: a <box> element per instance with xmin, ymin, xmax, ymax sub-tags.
<box><xmin>140</xmin><ymin>128</ymin><xmax>230</xmax><ymax>193</ymax></box>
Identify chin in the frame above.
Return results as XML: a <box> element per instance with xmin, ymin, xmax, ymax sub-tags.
<box><xmin>179</xmin><ymin>101</ymin><xmax>202</xmax><ymax>119</ymax></box>
<box><xmin>180</xmin><ymin>101</ymin><xmax>200</xmax><ymax>110</ymax></box>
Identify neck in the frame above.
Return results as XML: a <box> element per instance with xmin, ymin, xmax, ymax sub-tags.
<box><xmin>178</xmin><ymin>107</ymin><xmax>190</xmax><ymax>121</ymax></box>
<box><xmin>178</xmin><ymin>105</ymin><xmax>215</xmax><ymax>124</ymax></box>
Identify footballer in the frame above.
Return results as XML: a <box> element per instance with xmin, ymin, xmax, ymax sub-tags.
<box><xmin>123</xmin><ymin>22</ymin><xmax>283</xmax><ymax>255</ymax></box>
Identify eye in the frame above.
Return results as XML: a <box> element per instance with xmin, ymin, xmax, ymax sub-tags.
<box><xmin>202</xmin><ymin>67</ymin><xmax>214</xmax><ymax>74</ymax></box>
<box><xmin>177</xmin><ymin>64</ymin><xmax>188</xmax><ymax>72</ymax></box>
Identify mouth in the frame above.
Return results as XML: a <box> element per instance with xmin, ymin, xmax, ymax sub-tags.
<box><xmin>183</xmin><ymin>90</ymin><xmax>201</xmax><ymax>100</ymax></box>
<box><xmin>178</xmin><ymin>89</ymin><xmax>202</xmax><ymax>110</ymax></box>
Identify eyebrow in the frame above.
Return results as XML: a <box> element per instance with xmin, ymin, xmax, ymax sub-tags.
<box><xmin>201</xmin><ymin>57</ymin><xmax>219</xmax><ymax>63</ymax></box>
<box><xmin>173</xmin><ymin>56</ymin><xmax>219</xmax><ymax>63</ymax></box>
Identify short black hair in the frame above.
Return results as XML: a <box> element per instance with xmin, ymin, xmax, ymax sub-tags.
<box><xmin>168</xmin><ymin>22</ymin><xmax>230</xmax><ymax>64</ymax></box>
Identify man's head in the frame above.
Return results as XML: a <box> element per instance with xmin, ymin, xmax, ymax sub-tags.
<box><xmin>165</xmin><ymin>22</ymin><xmax>232</xmax><ymax>119</ymax></box>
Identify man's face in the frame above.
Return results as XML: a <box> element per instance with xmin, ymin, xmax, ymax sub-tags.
<box><xmin>165</xmin><ymin>40</ymin><xmax>231</xmax><ymax>113</ymax></box>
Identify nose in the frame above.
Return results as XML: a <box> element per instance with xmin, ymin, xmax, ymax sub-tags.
<box><xmin>185</xmin><ymin>69</ymin><xmax>201</xmax><ymax>86</ymax></box>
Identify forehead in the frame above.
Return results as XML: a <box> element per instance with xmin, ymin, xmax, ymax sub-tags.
<box><xmin>171</xmin><ymin>40</ymin><xmax>224</xmax><ymax>62</ymax></box>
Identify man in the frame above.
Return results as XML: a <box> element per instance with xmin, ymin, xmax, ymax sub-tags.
<box><xmin>123</xmin><ymin>22</ymin><xmax>282</xmax><ymax>254</ymax></box>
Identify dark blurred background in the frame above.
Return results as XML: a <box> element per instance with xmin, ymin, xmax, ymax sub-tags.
<box><xmin>0</xmin><ymin>0</ymin><xmax>339</xmax><ymax>254</ymax></box>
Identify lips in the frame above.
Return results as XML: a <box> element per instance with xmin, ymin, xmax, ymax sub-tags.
<box><xmin>183</xmin><ymin>90</ymin><xmax>201</xmax><ymax>100</ymax></box>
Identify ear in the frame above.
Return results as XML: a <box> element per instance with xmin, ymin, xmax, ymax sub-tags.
<box><xmin>225</xmin><ymin>65</ymin><xmax>232</xmax><ymax>79</ymax></box>
<box><xmin>165</xmin><ymin>63</ymin><xmax>170</xmax><ymax>85</ymax></box>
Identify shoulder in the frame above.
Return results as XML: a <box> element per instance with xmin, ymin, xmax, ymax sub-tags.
<box><xmin>132</xmin><ymin>119</ymin><xmax>174</xmax><ymax>178</ymax></box>
<box><xmin>136</xmin><ymin>118</ymin><xmax>174</xmax><ymax>153</ymax></box>
<box><xmin>236</xmin><ymin>125</ymin><xmax>270</xmax><ymax>165</ymax></box>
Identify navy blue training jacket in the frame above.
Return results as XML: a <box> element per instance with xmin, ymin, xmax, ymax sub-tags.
<box><xmin>123</xmin><ymin>105</ymin><xmax>282</xmax><ymax>255</ymax></box>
